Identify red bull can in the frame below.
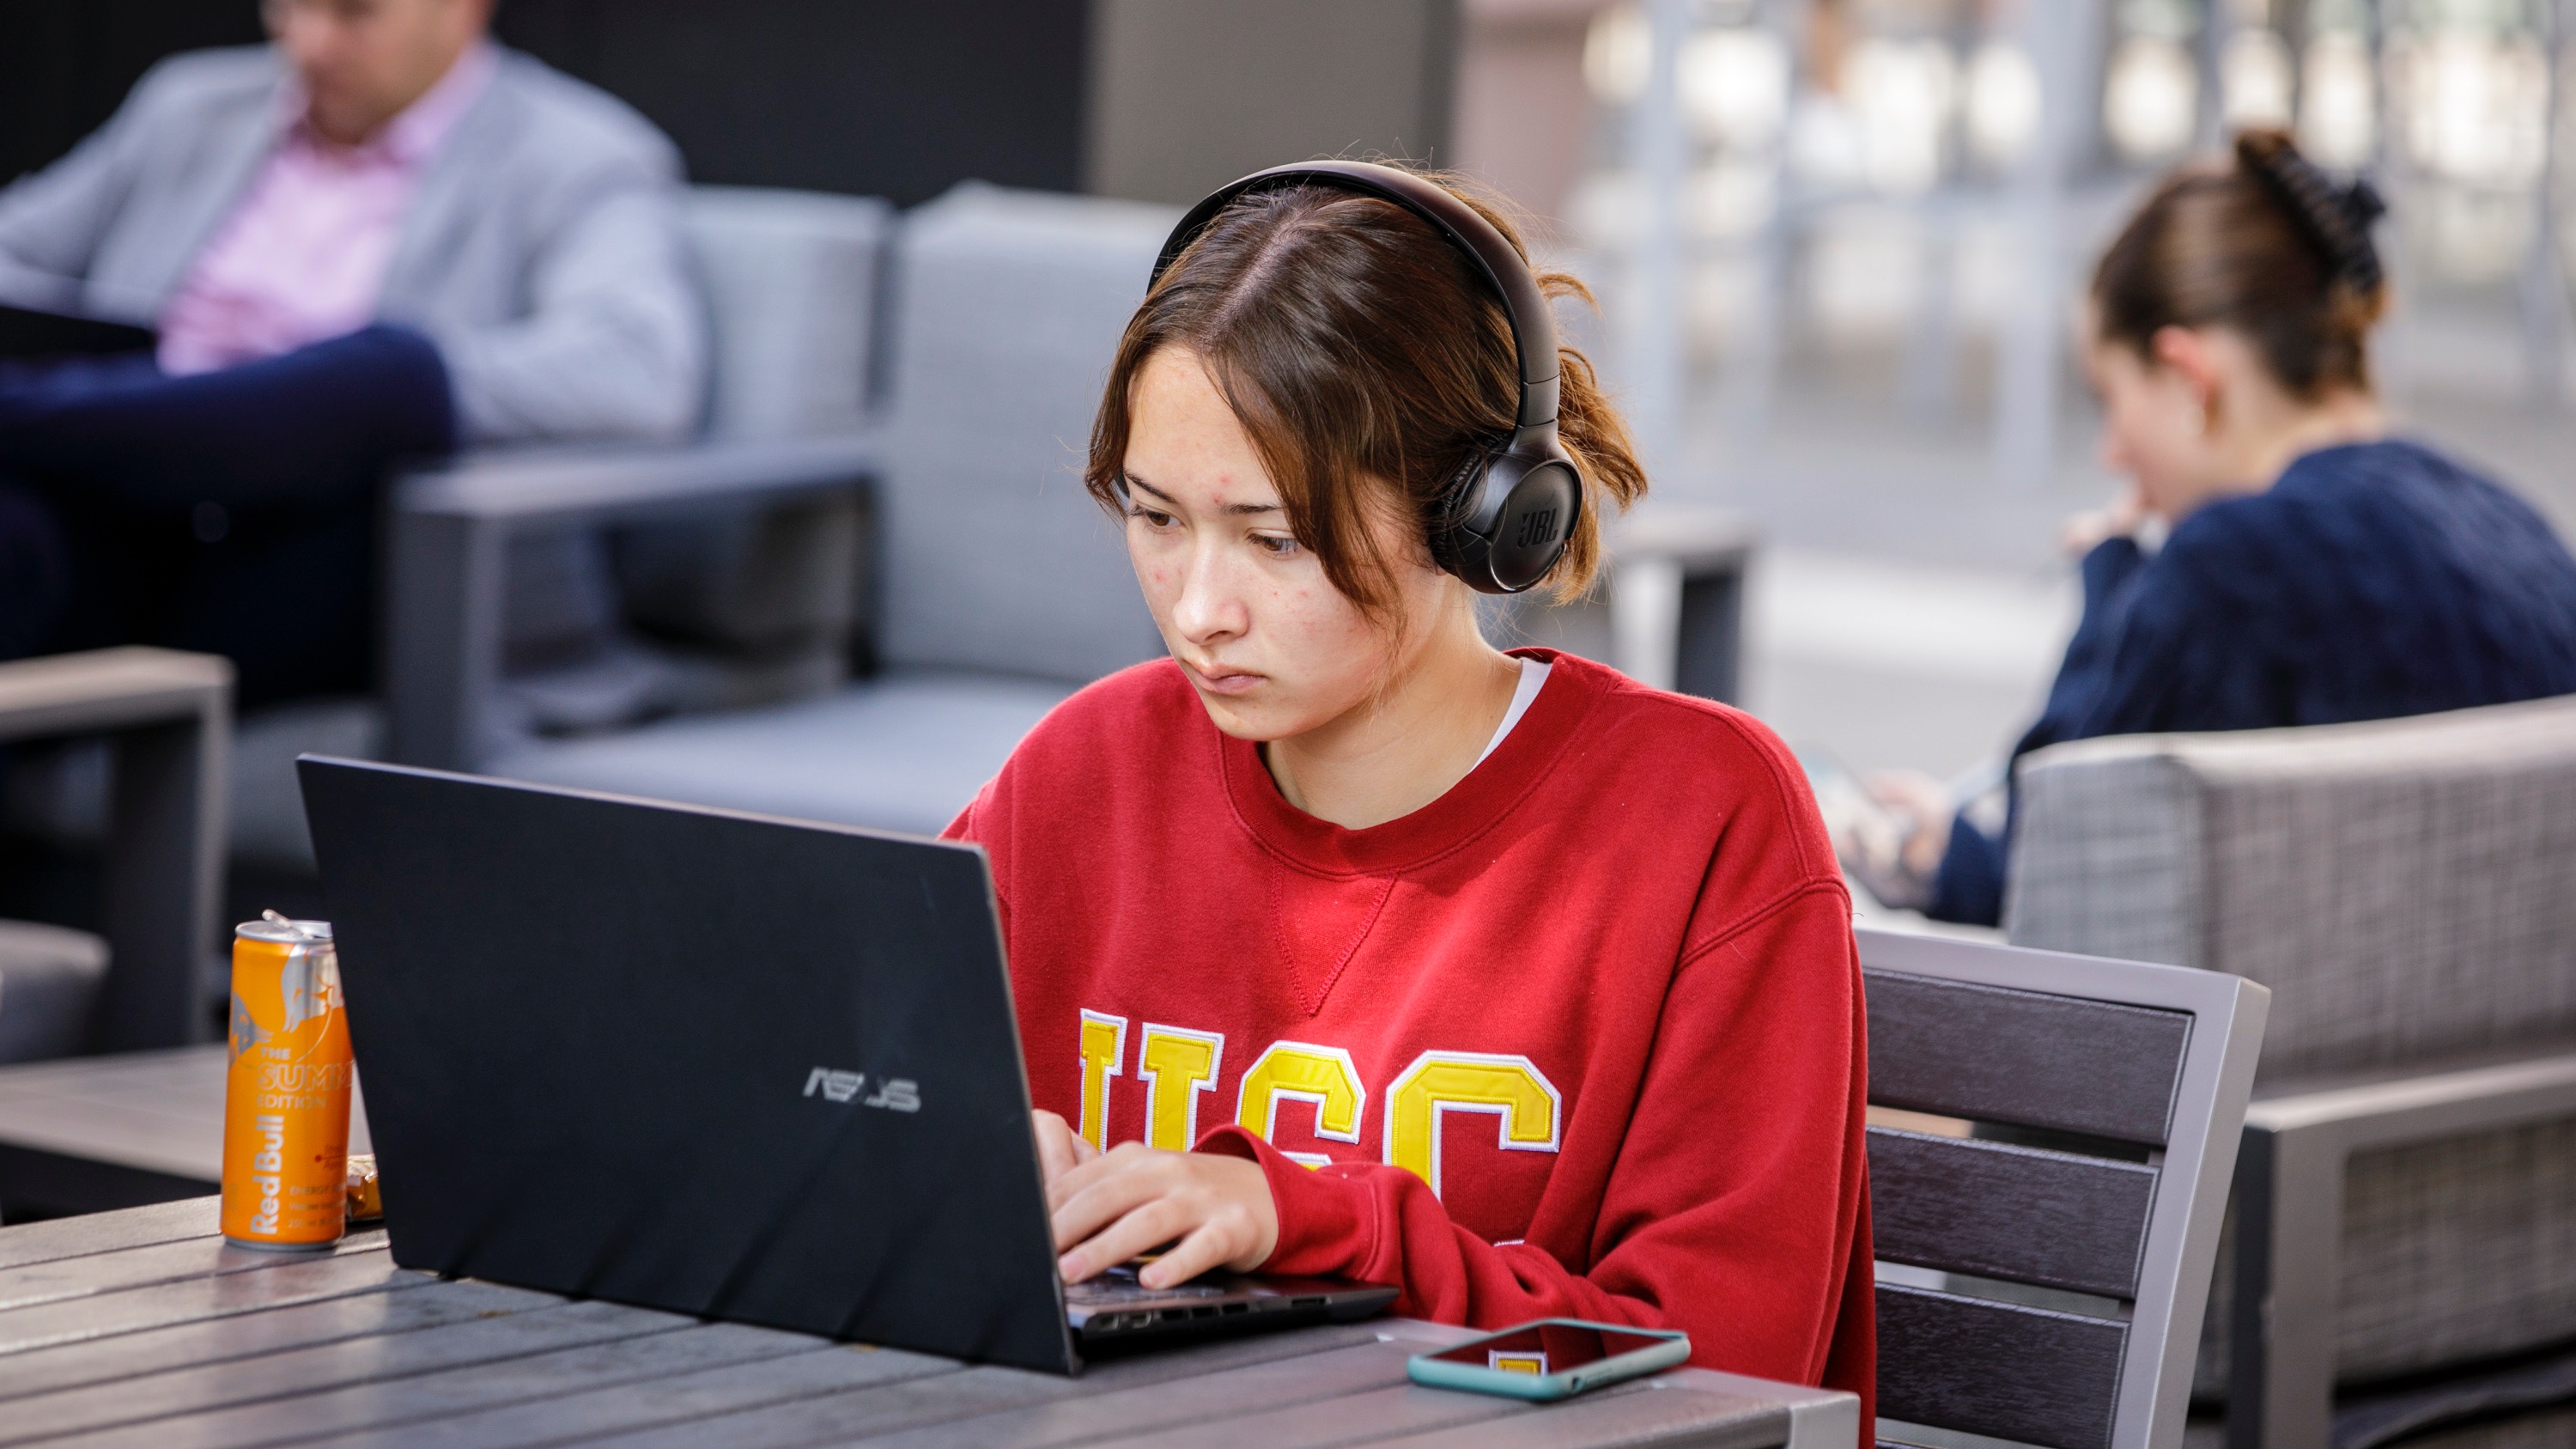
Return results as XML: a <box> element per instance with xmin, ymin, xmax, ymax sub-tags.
<box><xmin>220</xmin><ymin>916</ymin><xmax>351</xmax><ymax>1250</ymax></box>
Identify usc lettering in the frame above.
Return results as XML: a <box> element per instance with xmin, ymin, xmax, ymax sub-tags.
<box><xmin>1078</xmin><ymin>1014</ymin><xmax>1562</xmax><ymax>1194</ymax></box>
<box><xmin>1077</xmin><ymin>1010</ymin><xmax>1126</xmax><ymax>1149</ymax></box>
<box><xmin>1139</xmin><ymin>1024</ymin><xmax>1225</xmax><ymax>1151</ymax></box>
<box><xmin>1235</xmin><ymin>1041</ymin><xmax>1367</xmax><ymax>1168</ymax></box>
<box><xmin>1385</xmin><ymin>1051</ymin><xmax>1563</xmax><ymax>1198</ymax></box>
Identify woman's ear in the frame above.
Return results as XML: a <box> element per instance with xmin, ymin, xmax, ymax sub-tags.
<box><xmin>2148</xmin><ymin>326</ymin><xmax>2223</xmax><ymax>429</ymax></box>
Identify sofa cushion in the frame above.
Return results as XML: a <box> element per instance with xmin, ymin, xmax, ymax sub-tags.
<box><xmin>686</xmin><ymin>186</ymin><xmax>890</xmax><ymax>439</ymax></box>
<box><xmin>482</xmin><ymin>670</ymin><xmax>1077</xmax><ymax>839</ymax></box>
<box><xmin>878</xmin><ymin>184</ymin><xmax>1173</xmax><ymax>682</ymax></box>
<box><xmin>0</xmin><ymin>920</ymin><xmax>109</xmax><ymax>1063</ymax></box>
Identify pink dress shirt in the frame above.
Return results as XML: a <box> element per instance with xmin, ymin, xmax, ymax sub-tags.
<box><xmin>157</xmin><ymin>43</ymin><xmax>497</xmax><ymax>376</ymax></box>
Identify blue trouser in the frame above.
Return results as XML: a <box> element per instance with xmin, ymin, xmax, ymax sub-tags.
<box><xmin>0</xmin><ymin>326</ymin><xmax>453</xmax><ymax>709</ymax></box>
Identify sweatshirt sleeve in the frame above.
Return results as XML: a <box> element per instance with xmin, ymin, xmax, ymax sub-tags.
<box><xmin>1197</xmin><ymin>880</ymin><xmax>1874</xmax><ymax>1412</ymax></box>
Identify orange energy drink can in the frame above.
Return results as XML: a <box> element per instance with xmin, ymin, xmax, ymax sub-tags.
<box><xmin>221</xmin><ymin>917</ymin><xmax>352</xmax><ymax>1250</ymax></box>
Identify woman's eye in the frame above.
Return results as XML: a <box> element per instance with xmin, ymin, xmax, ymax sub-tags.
<box><xmin>1130</xmin><ymin>507</ymin><xmax>1177</xmax><ymax>529</ymax></box>
<box><xmin>1252</xmin><ymin>533</ymin><xmax>1301</xmax><ymax>557</ymax></box>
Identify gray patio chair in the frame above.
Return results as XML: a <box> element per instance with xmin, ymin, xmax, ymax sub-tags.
<box><xmin>1862</xmin><ymin>927</ymin><xmax>2268</xmax><ymax>1449</ymax></box>
<box><xmin>2008</xmin><ymin>694</ymin><xmax>2576</xmax><ymax>1448</ymax></box>
<box><xmin>0</xmin><ymin>648</ymin><xmax>228</xmax><ymax>1058</ymax></box>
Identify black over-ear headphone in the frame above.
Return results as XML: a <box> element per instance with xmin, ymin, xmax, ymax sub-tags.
<box><xmin>1150</xmin><ymin>161</ymin><xmax>1583</xmax><ymax>595</ymax></box>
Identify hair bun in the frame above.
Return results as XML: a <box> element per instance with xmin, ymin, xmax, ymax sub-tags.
<box><xmin>2236</xmin><ymin>128</ymin><xmax>2385</xmax><ymax>295</ymax></box>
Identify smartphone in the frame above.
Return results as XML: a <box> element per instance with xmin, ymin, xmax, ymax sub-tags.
<box><xmin>1406</xmin><ymin>1319</ymin><xmax>1691</xmax><ymax>1401</ymax></box>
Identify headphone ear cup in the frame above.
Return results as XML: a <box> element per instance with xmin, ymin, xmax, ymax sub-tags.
<box><xmin>1425</xmin><ymin>445</ymin><xmax>1499</xmax><ymax>580</ymax></box>
<box><xmin>1484</xmin><ymin>457</ymin><xmax>1580</xmax><ymax>592</ymax></box>
<box><xmin>1433</xmin><ymin>442</ymin><xmax>1581</xmax><ymax>594</ymax></box>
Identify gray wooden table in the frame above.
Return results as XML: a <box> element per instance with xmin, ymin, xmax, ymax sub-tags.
<box><xmin>0</xmin><ymin>1199</ymin><xmax>1857</xmax><ymax>1447</ymax></box>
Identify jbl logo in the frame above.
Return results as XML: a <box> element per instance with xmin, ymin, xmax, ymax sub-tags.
<box><xmin>803</xmin><ymin>1067</ymin><xmax>921</xmax><ymax>1111</ymax></box>
<box><xmin>1513</xmin><ymin>508</ymin><xmax>1558</xmax><ymax>550</ymax></box>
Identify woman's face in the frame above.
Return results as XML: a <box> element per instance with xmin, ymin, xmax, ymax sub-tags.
<box><xmin>1119</xmin><ymin>348</ymin><xmax>1444</xmax><ymax>743</ymax></box>
<box><xmin>2086</xmin><ymin>334</ymin><xmax>2215</xmax><ymax>520</ymax></box>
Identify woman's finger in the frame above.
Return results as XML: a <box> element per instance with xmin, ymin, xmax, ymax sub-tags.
<box><xmin>1049</xmin><ymin>1150</ymin><xmax>1175</xmax><ymax>1253</ymax></box>
<box><xmin>1060</xmin><ymin>1192</ymin><xmax>1196</xmax><ymax>1283</ymax></box>
<box><xmin>1031</xmin><ymin>1111</ymin><xmax>1083</xmax><ymax>1186</ymax></box>
<box><xmin>1046</xmin><ymin>1138</ymin><xmax>1151</xmax><ymax>1214</ymax></box>
<box><xmin>1135</xmin><ymin>1215</ymin><xmax>1245</xmax><ymax>1289</ymax></box>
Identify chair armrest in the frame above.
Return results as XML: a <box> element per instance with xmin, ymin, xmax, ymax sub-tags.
<box><xmin>396</xmin><ymin>429</ymin><xmax>884</xmax><ymax>530</ymax></box>
<box><xmin>2245</xmin><ymin>1048</ymin><xmax>2576</xmax><ymax>1154</ymax></box>
<box><xmin>0</xmin><ymin>648</ymin><xmax>231</xmax><ymax>1052</ymax></box>
<box><xmin>0</xmin><ymin>648</ymin><xmax>232</xmax><ymax>744</ymax></box>
<box><xmin>386</xmin><ymin>429</ymin><xmax>884</xmax><ymax>772</ymax></box>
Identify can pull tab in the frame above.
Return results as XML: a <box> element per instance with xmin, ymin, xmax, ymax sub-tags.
<box><xmin>262</xmin><ymin>909</ymin><xmax>319</xmax><ymax>943</ymax></box>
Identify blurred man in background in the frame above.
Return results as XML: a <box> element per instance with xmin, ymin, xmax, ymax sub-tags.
<box><xmin>0</xmin><ymin>0</ymin><xmax>702</xmax><ymax>707</ymax></box>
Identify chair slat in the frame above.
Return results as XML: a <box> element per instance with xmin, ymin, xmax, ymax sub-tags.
<box><xmin>1868</xmin><ymin>1128</ymin><xmax>2158</xmax><ymax>1299</ymax></box>
<box><xmin>1866</xmin><ymin>969</ymin><xmax>2189</xmax><ymax>1145</ymax></box>
<box><xmin>1875</xmin><ymin>1283</ymin><xmax>2127</xmax><ymax>1449</ymax></box>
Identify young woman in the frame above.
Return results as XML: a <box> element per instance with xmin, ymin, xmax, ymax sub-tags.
<box><xmin>945</xmin><ymin>167</ymin><xmax>1874</xmax><ymax>1405</ymax></box>
<box><xmin>1868</xmin><ymin>130</ymin><xmax>2576</xmax><ymax>925</ymax></box>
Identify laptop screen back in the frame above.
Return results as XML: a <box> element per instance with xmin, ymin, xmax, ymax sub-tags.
<box><xmin>299</xmin><ymin>758</ymin><xmax>1075</xmax><ymax>1373</ymax></box>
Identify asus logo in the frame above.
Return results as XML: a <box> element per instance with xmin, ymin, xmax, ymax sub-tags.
<box><xmin>803</xmin><ymin>1067</ymin><xmax>921</xmax><ymax>1112</ymax></box>
<box><xmin>1513</xmin><ymin>508</ymin><xmax>1558</xmax><ymax>550</ymax></box>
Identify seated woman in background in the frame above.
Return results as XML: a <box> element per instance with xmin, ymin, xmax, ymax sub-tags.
<box><xmin>1866</xmin><ymin>129</ymin><xmax>2576</xmax><ymax>927</ymax></box>
<box><xmin>946</xmin><ymin>165</ymin><xmax>1874</xmax><ymax>1406</ymax></box>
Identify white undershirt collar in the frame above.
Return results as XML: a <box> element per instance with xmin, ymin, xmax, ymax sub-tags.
<box><xmin>1473</xmin><ymin>657</ymin><xmax>1552</xmax><ymax>767</ymax></box>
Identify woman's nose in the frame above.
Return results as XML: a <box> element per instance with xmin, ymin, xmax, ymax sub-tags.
<box><xmin>1170</xmin><ymin>545</ymin><xmax>1249</xmax><ymax>644</ymax></box>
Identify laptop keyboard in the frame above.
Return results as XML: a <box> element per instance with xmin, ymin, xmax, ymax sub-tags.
<box><xmin>1064</xmin><ymin>1269</ymin><xmax>1228</xmax><ymax>1306</ymax></box>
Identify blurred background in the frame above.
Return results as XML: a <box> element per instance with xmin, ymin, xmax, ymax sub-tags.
<box><xmin>10</xmin><ymin>0</ymin><xmax>2573</xmax><ymax>783</ymax></box>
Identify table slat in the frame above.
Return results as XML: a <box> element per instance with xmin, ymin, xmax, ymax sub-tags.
<box><xmin>1110</xmin><ymin>1379</ymin><xmax>1527</xmax><ymax>1448</ymax></box>
<box><xmin>0</xmin><ymin>1297</ymin><xmax>687</xmax><ymax>1443</ymax></box>
<box><xmin>0</xmin><ymin>1277</ymin><xmax>548</xmax><ymax>1403</ymax></box>
<box><xmin>859</xmin><ymin>1338</ymin><xmax>1425</xmax><ymax>1449</ymax></box>
<box><xmin>0</xmin><ymin>1231</ymin><xmax>386</xmax><ymax>1315</ymax></box>
<box><xmin>0</xmin><ymin>1200</ymin><xmax>217</xmax><ymax>1272</ymax></box>
<box><xmin>581</xmin><ymin>1324</ymin><xmax>1391</xmax><ymax>1449</ymax></box>
<box><xmin>1373</xmin><ymin>1383</ymin><xmax>1791</xmax><ymax>1449</ymax></box>
<box><xmin>0</xmin><ymin>1248</ymin><xmax>422</xmax><ymax>1358</ymax></box>
<box><xmin>323</xmin><ymin>1339</ymin><xmax>961</xmax><ymax>1448</ymax></box>
<box><xmin>47</xmin><ymin>1319</ymin><xmax>826</xmax><ymax>1449</ymax></box>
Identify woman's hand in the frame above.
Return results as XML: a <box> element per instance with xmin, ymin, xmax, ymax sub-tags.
<box><xmin>1041</xmin><ymin>1129</ymin><xmax>1279</xmax><ymax>1290</ymax></box>
<box><xmin>1867</xmin><ymin>769</ymin><xmax>1956</xmax><ymax>884</ymax></box>
<box><xmin>2061</xmin><ymin>484</ymin><xmax>2146</xmax><ymax>556</ymax></box>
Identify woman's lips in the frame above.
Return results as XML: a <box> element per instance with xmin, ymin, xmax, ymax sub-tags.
<box><xmin>1186</xmin><ymin>661</ymin><xmax>1266</xmax><ymax>697</ymax></box>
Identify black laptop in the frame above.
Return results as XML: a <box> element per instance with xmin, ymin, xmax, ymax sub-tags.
<box><xmin>298</xmin><ymin>758</ymin><xmax>1394</xmax><ymax>1374</ymax></box>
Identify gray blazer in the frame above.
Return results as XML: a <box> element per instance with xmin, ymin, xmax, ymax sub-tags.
<box><xmin>0</xmin><ymin>45</ymin><xmax>706</xmax><ymax>444</ymax></box>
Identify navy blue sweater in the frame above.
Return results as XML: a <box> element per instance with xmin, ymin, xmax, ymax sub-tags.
<box><xmin>1929</xmin><ymin>438</ymin><xmax>2576</xmax><ymax>926</ymax></box>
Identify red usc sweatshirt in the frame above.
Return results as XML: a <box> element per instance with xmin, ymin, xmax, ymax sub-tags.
<box><xmin>947</xmin><ymin>648</ymin><xmax>1874</xmax><ymax>1410</ymax></box>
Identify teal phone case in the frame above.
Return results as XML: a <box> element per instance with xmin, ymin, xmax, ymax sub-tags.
<box><xmin>1405</xmin><ymin>1319</ymin><xmax>1692</xmax><ymax>1402</ymax></box>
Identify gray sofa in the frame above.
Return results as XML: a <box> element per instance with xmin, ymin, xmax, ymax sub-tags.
<box><xmin>2008</xmin><ymin>694</ymin><xmax>2576</xmax><ymax>1446</ymax></box>
<box><xmin>444</xmin><ymin>184</ymin><xmax>1181</xmax><ymax>834</ymax></box>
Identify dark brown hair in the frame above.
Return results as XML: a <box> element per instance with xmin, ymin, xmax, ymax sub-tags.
<box><xmin>2091</xmin><ymin>128</ymin><xmax>2390</xmax><ymax>399</ymax></box>
<box><xmin>1084</xmin><ymin>168</ymin><xmax>1647</xmax><ymax>624</ymax></box>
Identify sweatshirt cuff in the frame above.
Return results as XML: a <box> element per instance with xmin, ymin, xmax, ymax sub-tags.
<box><xmin>1194</xmin><ymin>1125</ymin><xmax>1379</xmax><ymax>1278</ymax></box>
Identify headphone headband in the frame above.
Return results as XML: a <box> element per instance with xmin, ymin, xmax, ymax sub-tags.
<box><xmin>1148</xmin><ymin>161</ymin><xmax>1561</xmax><ymax>434</ymax></box>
